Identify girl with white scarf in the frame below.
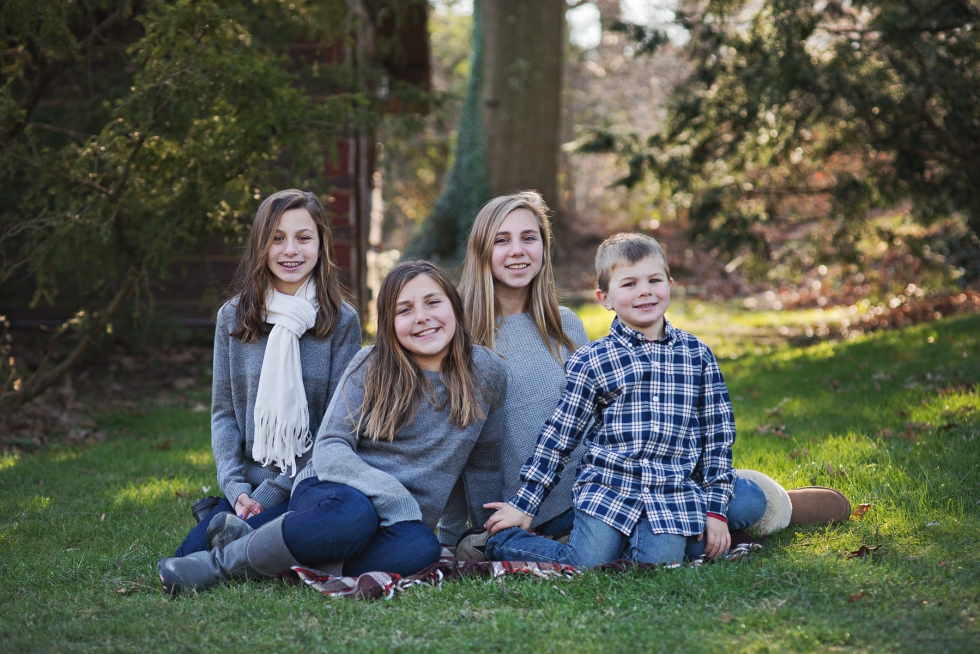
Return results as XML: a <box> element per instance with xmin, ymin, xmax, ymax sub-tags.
<box><xmin>173</xmin><ymin>190</ymin><xmax>361</xmax><ymax>556</ymax></box>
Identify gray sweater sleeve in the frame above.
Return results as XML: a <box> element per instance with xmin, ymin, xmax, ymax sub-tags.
<box><xmin>437</xmin><ymin>479</ymin><xmax>470</xmax><ymax>545</ymax></box>
<box><xmin>249</xmin><ymin>307</ymin><xmax>362</xmax><ymax>508</ymax></box>
<box><xmin>211</xmin><ymin>307</ymin><xmax>253</xmax><ymax>506</ymax></box>
<box><xmin>461</xmin><ymin>372</ymin><xmax>506</xmax><ymax>525</ymax></box>
<box><xmin>311</xmin><ymin>348</ymin><xmax>423</xmax><ymax>527</ymax></box>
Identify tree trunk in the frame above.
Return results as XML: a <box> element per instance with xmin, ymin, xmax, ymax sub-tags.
<box><xmin>481</xmin><ymin>0</ymin><xmax>564</xmax><ymax>211</ymax></box>
<box><xmin>406</xmin><ymin>0</ymin><xmax>491</xmax><ymax>263</ymax></box>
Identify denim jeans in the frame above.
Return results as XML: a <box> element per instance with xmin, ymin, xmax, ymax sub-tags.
<box><xmin>534</xmin><ymin>506</ymin><xmax>576</xmax><ymax>539</ymax></box>
<box><xmin>282</xmin><ymin>478</ymin><xmax>441</xmax><ymax>577</ymax></box>
<box><xmin>487</xmin><ymin>475</ymin><xmax>768</xmax><ymax>567</ymax></box>
<box><xmin>684</xmin><ymin>475</ymin><xmax>766</xmax><ymax>559</ymax></box>
<box><xmin>488</xmin><ymin>508</ymin><xmax>690</xmax><ymax>566</ymax></box>
<box><xmin>174</xmin><ymin>497</ymin><xmax>288</xmax><ymax>556</ymax></box>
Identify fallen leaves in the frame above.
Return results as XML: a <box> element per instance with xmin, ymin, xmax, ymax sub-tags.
<box><xmin>852</xmin><ymin>503</ymin><xmax>873</xmax><ymax>518</ymax></box>
<box><xmin>788</xmin><ymin>448</ymin><xmax>809</xmax><ymax>460</ymax></box>
<box><xmin>152</xmin><ymin>438</ymin><xmax>172</xmax><ymax>450</ymax></box>
<box><xmin>174</xmin><ymin>490</ymin><xmax>193</xmax><ymax>499</ymax></box>
<box><xmin>878</xmin><ymin>423</ymin><xmax>928</xmax><ymax>442</ymax></box>
<box><xmin>849</xmin><ymin>590</ymin><xmax>866</xmax><ymax>602</ymax></box>
<box><xmin>765</xmin><ymin>398</ymin><xmax>789</xmax><ymax>417</ymax></box>
<box><xmin>846</xmin><ymin>544</ymin><xmax>882</xmax><ymax>559</ymax></box>
<box><xmin>825</xmin><ymin>464</ymin><xmax>846</xmax><ymax>478</ymax></box>
<box><xmin>114</xmin><ymin>575</ymin><xmax>153</xmax><ymax>595</ymax></box>
<box><xmin>756</xmin><ymin>423</ymin><xmax>789</xmax><ymax>438</ymax></box>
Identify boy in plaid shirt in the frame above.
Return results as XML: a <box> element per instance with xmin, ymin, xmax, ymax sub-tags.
<box><xmin>482</xmin><ymin>233</ymin><xmax>739</xmax><ymax>566</ymax></box>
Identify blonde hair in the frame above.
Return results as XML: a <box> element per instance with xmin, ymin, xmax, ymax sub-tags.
<box><xmin>459</xmin><ymin>190</ymin><xmax>576</xmax><ymax>364</ymax></box>
<box><xmin>354</xmin><ymin>260</ymin><xmax>487</xmax><ymax>442</ymax></box>
<box><xmin>229</xmin><ymin>189</ymin><xmax>346</xmax><ymax>342</ymax></box>
<box><xmin>595</xmin><ymin>232</ymin><xmax>671</xmax><ymax>293</ymax></box>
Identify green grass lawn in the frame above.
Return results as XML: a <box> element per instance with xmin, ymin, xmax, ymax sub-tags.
<box><xmin>1</xmin><ymin>309</ymin><xmax>978</xmax><ymax>653</ymax></box>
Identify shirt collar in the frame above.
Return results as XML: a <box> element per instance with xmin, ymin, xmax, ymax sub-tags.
<box><xmin>610</xmin><ymin>316</ymin><xmax>676</xmax><ymax>347</ymax></box>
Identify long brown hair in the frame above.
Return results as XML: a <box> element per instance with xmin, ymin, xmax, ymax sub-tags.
<box><xmin>228</xmin><ymin>189</ymin><xmax>345</xmax><ymax>342</ymax></box>
<box><xmin>354</xmin><ymin>260</ymin><xmax>486</xmax><ymax>442</ymax></box>
<box><xmin>459</xmin><ymin>190</ymin><xmax>576</xmax><ymax>363</ymax></box>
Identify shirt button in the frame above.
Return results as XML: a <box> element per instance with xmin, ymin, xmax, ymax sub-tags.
<box><xmin>643</xmin><ymin>487</ymin><xmax>650</xmax><ymax>494</ymax></box>
<box><xmin>653</xmin><ymin>396</ymin><xmax>659</xmax><ymax>402</ymax></box>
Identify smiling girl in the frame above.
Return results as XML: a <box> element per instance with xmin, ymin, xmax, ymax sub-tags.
<box><xmin>173</xmin><ymin>189</ymin><xmax>361</xmax><ymax>556</ymax></box>
<box><xmin>159</xmin><ymin>261</ymin><xmax>507</xmax><ymax>594</ymax></box>
<box><xmin>438</xmin><ymin>191</ymin><xmax>589</xmax><ymax>549</ymax></box>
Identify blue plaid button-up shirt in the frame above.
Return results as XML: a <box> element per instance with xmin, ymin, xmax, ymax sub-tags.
<box><xmin>509</xmin><ymin>317</ymin><xmax>736</xmax><ymax>537</ymax></box>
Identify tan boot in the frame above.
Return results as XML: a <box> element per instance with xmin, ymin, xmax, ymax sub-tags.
<box><xmin>787</xmin><ymin>487</ymin><xmax>851</xmax><ymax>525</ymax></box>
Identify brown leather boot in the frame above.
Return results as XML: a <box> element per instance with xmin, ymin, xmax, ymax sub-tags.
<box><xmin>787</xmin><ymin>487</ymin><xmax>851</xmax><ymax>525</ymax></box>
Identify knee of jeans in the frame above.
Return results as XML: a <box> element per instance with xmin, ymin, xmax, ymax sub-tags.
<box><xmin>684</xmin><ymin>535</ymin><xmax>706</xmax><ymax>561</ymax></box>
<box><xmin>346</xmin><ymin>495</ymin><xmax>381</xmax><ymax>540</ymax></box>
<box><xmin>395</xmin><ymin>521</ymin><xmax>442</xmax><ymax>567</ymax></box>
<box><xmin>728</xmin><ymin>477</ymin><xmax>767</xmax><ymax>530</ymax></box>
<box><xmin>416</xmin><ymin>527</ymin><xmax>442</xmax><ymax>567</ymax></box>
<box><xmin>484</xmin><ymin>527</ymin><xmax>519</xmax><ymax>559</ymax></box>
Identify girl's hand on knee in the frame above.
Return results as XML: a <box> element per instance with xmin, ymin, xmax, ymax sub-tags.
<box><xmin>483</xmin><ymin>502</ymin><xmax>532</xmax><ymax>534</ymax></box>
<box><xmin>702</xmin><ymin>516</ymin><xmax>730</xmax><ymax>559</ymax></box>
<box><xmin>235</xmin><ymin>493</ymin><xmax>264</xmax><ymax>519</ymax></box>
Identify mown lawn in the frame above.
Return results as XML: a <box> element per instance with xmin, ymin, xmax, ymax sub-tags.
<box><xmin>1</xmin><ymin>309</ymin><xmax>978</xmax><ymax>653</ymax></box>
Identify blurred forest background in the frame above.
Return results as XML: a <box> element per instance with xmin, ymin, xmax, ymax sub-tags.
<box><xmin>2</xmin><ymin>0</ymin><xmax>979</xmax><ymax>443</ymax></box>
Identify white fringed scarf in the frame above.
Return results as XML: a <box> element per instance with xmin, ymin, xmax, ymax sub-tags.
<box><xmin>252</xmin><ymin>277</ymin><xmax>318</xmax><ymax>476</ymax></box>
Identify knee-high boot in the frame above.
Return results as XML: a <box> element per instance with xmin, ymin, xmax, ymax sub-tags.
<box><xmin>158</xmin><ymin>513</ymin><xmax>299</xmax><ymax>596</ymax></box>
<box><xmin>207</xmin><ymin>512</ymin><xmax>253</xmax><ymax>550</ymax></box>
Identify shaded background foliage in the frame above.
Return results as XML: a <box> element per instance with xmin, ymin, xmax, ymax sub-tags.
<box><xmin>0</xmin><ymin>0</ymin><xmax>368</xmax><ymax>407</ymax></box>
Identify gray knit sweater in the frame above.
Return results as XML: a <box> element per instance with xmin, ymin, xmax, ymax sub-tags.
<box><xmin>296</xmin><ymin>344</ymin><xmax>507</xmax><ymax>530</ymax></box>
<box><xmin>211</xmin><ymin>300</ymin><xmax>362</xmax><ymax>510</ymax></box>
<box><xmin>438</xmin><ymin>307</ymin><xmax>590</xmax><ymax>544</ymax></box>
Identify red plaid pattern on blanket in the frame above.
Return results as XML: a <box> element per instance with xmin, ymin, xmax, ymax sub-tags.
<box><xmin>292</xmin><ymin>541</ymin><xmax>762</xmax><ymax>600</ymax></box>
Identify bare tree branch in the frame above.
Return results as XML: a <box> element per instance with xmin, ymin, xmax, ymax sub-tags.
<box><xmin>0</xmin><ymin>263</ymin><xmax>141</xmax><ymax>411</ymax></box>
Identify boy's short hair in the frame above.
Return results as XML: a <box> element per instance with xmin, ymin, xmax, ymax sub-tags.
<box><xmin>595</xmin><ymin>232</ymin><xmax>671</xmax><ymax>292</ymax></box>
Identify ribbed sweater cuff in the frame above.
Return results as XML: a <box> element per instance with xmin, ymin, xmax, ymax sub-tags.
<box><xmin>373</xmin><ymin>495</ymin><xmax>424</xmax><ymax>528</ymax></box>
<box><xmin>251</xmin><ymin>483</ymin><xmax>287</xmax><ymax>511</ymax></box>
<box><xmin>223</xmin><ymin>481</ymin><xmax>252</xmax><ymax>508</ymax></box>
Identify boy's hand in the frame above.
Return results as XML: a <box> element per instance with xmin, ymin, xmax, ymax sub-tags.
<box><xmin>699</xmin><ymin>515</ymin><xmax>731</xmax><ymax>559</ymax></box>
<box><xmin>483</xmin><ymin>502</ymin><xmax>533</xmax><ymax>534</ymax></box>
<box><xmin>235</xmin><ymin>493</ymin><xmax>264</xmax><ymax>520</ymax></box>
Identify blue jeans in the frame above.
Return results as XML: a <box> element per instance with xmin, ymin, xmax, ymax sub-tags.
<box><xmin>174</xmin><ymin>498</ymin><xmax>288</xmax><ymax>556</ymax></box>
<box><xmin>534</xmin><ymin>507</ymin><xmax>576</xmax><ymax>538</ymax></box>
<box><xmin>282</xmin><ymin>478</ymin><xmax>441</xmax><ymax>577</ymax></box>
<box><xmin>487</xmin><ymin>475</ymin><xmax>767</xmax><ymax>567</ymax></box>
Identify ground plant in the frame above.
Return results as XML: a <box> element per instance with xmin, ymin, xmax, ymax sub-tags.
<box><xmin>0</xmin><ymin>307</ymin><xmax>977</xmax><ymax>653</ymax></box>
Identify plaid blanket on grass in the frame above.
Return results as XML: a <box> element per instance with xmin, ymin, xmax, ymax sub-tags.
<box><xmin>292</xmin><ymin>540</ymin><xmax>763</xmax><ymax>601</ymax></box>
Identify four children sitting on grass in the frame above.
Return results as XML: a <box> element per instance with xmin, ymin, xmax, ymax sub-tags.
<box><xmin>159</xmin><ymin>189</ymin><xmax>850</xmax><ymax>595</ymax></box>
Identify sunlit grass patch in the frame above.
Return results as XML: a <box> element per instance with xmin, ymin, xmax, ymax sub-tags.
<box><xmin>182</xmin><ymin>450</ymin><xmax>214</xmax><ymax>468</ymax></box>
<box><xmin>112</xmin><ymin>478</ymin><xmax>187</xmax><ymax>508</ymax></box>
<box><xmin>0</xmin><ymin>454</ymin><xmax>18</xmax><ymax>471</ymax></box>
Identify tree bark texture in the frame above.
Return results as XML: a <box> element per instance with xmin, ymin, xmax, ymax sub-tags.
<box><xmin>481</xmin><ymin>0</ymin><xmax>564</xmax><ymax>210</ymax></box>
